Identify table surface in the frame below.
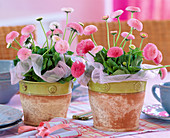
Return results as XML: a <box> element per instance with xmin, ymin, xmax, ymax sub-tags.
<box><xmin>1</xmin><ymin>73</ymin><xmax>170</xmax><ymax>138</ymax></box>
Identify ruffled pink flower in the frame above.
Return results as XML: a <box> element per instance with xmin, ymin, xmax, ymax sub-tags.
<box><xmin>6</xmin><ymin>31</ymin><xmax>19</xmax><ymax>43</ymax></box>
<box><xmin>91</xmin><ymin>45</ymin><xmax>103</xmax><ymax>55</ymax></box>
<box><xmin>71</xmin><ymin>61</ymin><xmax>85</xmax><ymax>78</ymax></box>
<box><xmin>160</xmin><ymin>67</ymin><xmax>167</xmax><ymax>80</ymax></box>
<box><xmin>107</xmin><ymin>47</ymin><xmax>123</xmax><ymax>58</ymax></box>
<box><xmin>153</xmin><ymin>50</ymin><xmax>163</xmax><ymax>64</ymax></box>
<box><xmin>143</xmin><ymin>43</ymin><xmax>158</xmax><ymax>60</ymax></box>
<box><xmin>17</xmin><ymin>48</ymin><xmax>32</xmax><ymax>61</ymax></box>
<box><xmin>67</xmin><ymin>22</ymin><xmax>83</xmax><ymax>35</ymax></box>
<box><xmin>127</xmin><ymin>18</ymin><xmax>143</xmax><ymax>31</ymax></box>
<box><xmin>52</xmin><ymin>35</ymin><xmax>62</xmax><ymax>42</ymax></box>
<box><xmin>55</xmin><ymin>40</ymin><xmax>69</xmax><ymax>54</ymax></box>
<box><xmin>140</xmin><ymin>32</ymin><xmax>148</xmax><ymax>38</ymax></box>
<box><xmin>125</xmin><ymin>6</ymin><xmax>141</xmax><ymax>12</ymax></box>
<box><xmin>21</xmin><ymin>25</ymin><xmax>35</xmax><ymax>35</ymax></box>
<box><xmin>53</xmin><ymin>28</ymin><xmax>63</xmax><ymax>35</ymax></box>
<box><xmin>110</xmin><ymin>10</ymin><xmax>124</xmax><ymax>18</ymax></box>
<box><xmin>84</xmin><ymin>25</ymin><xmax>98</xmax><ymax>35</ymax></box>
<box><xmin>121</xmin><ymin>32</ymin><xmax>135</xmax><ymax>40</ymax></box>
<box><xmin>46</xmin><ymin>30</ymin><xmax>52</xmax><ymax>39</ymax></box>
<box><xmin>76</xmin><ymin>39</ymin><xmax>95</xmax><ymax>56</ymax></box>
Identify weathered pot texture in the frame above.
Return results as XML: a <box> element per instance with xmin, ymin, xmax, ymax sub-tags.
<box><xmin>88</xmin><ymin>80</ymin><xmax>146</xmax><ymax>132</ymax></box>
<box><xmin>19</xmin><ymin>80</ymin><xmax>72</xmax><ymax>126</ymax></box>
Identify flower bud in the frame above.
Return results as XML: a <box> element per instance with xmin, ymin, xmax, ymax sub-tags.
<box><xmin>129</xmin><ymin>44</ymin><xmax>136</xmax><ymax>49</ymax></box>
<box><xmin>102</xmin><ymin>15</ymin><xmax>109</xmax><ymax>20</ymax></box>
<box><xmin>79</xmin><ymin>22</ymin><xmax>84</xmax><ymax>27</ymax></box>
<box><xmin>36</xmin><ymin>17</ymin><xmax>43</xmax><ymax>21</ymax></box>
<box><xmin>110</xmin><ymin>31</ymin><xmax>117</xmax><ymax>35</ymax></box>
<box><xmin>7</xmin><ymin>43</ymin><xmax>11</xmax><ymax>48</ymax></box>
<box><xmin>123</xmin><ymin>62</ymin><xmax>127</xmax><ymax>66</ymax></box>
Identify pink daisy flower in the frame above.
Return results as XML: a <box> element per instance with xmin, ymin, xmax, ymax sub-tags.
<box><xmin>53</xmin><ymin>28</ymin><xmax>63</xmax><ymax>35</ymax></box>
<box><xmin>110</xmin><ymin>31</ymin><xmax>118</xmax><ymax>35</ymax></box>
<box><xmin>52</xmin><ymin>35</ymin><xmax>62</xmax><ymax>42</ymax></box>
<box><xmin>67</xmin><ymin>22</ymin><xmax>83</xmax><ymax>35</ymax></box>
<box><xmin>110</xmin><ymin>10</ymin><xmax>124</xmax><ymax>18</ymax></box>
<box><xmin>125</xmin><ymin>6</ymin><xmax>141</xmax><ymax>12</ymax></box>
<box><xmin>160</xmin><ymin>67</ymin><xmax>167</xmax><ymax>80</ymax></box>
<box><xmin>46</xmin><ymin>30</ymin><xmax>52</xmax><ymax>39</ymax></box>
<box><xmin>107</xmin><ymin>47</ymin><xmax>123</xmax><ymax>58</ymax></box>
<box><xmin>153</xmin><ymin>50</ymin><xmax>163</xmax><ymax>65</ymax></box>
<box><xmin>140</xmin><ymin>32</ymin><xmax>148</xmax><ymax>38</ymax></box>
<box><xmin>76</xmin><ymin>39</ymin><xmax>95</xmax><ymax>56</ymax></box>
<box><xmin>71</xmin><ymin>61</ymin><xmax>85</xmax><ymax>78</ymax></box>
<box><xmin>6</xmin><ymin>31</ymin><xmax>19</xmax><ymax>43</ymax></box>
<box><xmin>17</xmin><ymin>48</ymin><xmax>32</xmax><ymax>61</ymax></box>
<box><xmin>55</xmin><ymin>40</ymin><xmax>69</xmax><ymax>54</ymax></box>
<box><xmin>143</xmin><ymin>43</ymin><xmax>158</xmax><ymax>60</ymax></box>
<box><xmin>121</xmin><ymin>32</ymin><xmax>135</xmax><ymax>40</ymax></box>
<box><xmin>102</xmin><ymin>15</ymin><xmax>109</xmax><ymax>20</ymax></box>
<box><xmin>49</xmin><ymin>22</ymin><xmax>60</xmax><ymax>30</ymax></box>
<box><xmin>21</xmin><ymin>25</ymin><xmax>35</xmax><ymax>35</ymax></box>
<box><xmin>84</xmin><ymin>25</ymin><xmax>98</xmax><ymax>35</ymax></box>
<box><xmin>127</xmin><ymin>18</ymin><xmax>143</xmax><ymax>31</ymax></box>
<box><xmin>91</xmin><ymin>45</ymin><xmax>103</xmax><ymax>55</ymax></box>
<box><xmin>19</xmin><ymin>34</ymin><xmax>33</xmax><ymax>47</ymax></box>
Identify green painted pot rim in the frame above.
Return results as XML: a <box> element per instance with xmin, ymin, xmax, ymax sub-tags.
<box><xmin>19</xmin><ymin>80</ymin><xmax>72</xmax><ymax>96</ymax></box>
<box><xmin>88</xmin><ymin>80</ymin><xmax>147</xmax><ymax>94</ymax></box>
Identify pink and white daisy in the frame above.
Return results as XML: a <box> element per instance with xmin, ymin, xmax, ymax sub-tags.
<box><xmin>140</xmin><ymin>32</ymin><xmax>148</xmax><ymax>38</ymax></box>
<box><xmin>129</xmin><ymin>44</ymin><xmax>136</xmax><ymax>50</ymax></box>
<box><xmin>160</xmin><ymin>67</ymin><xmax>167</xmax><ymax>80</ymax></box>
<box><xmin>19</xmin><ymin>34</ymin><xmax>33</xmax><ymax>47</ymax></box>
<box><xmin>127</xmin><ymin>18</ymin><xmax>143</xmax><ymax>31</ymax></box>
<box><xmin>61</xmin><ymin>7</ymin><xmax>74</xmax><ymax>13</ymax></box>
<box><xmin>102</xmin><ymin>15</ymin><xmax>109</xmax><ymax>20</ymax></box>
<box><xmin>71</xmin><ymin>61</ymin><xmax>85</xmax><ymax>78</ymax></box>
<box><xmin>6</xmin><ymin>31</ymin><xmax>19</xmax><ymax>43</ymax></box>
<box><xmin>84</xmin><ymin>25</ymin><xmax>98</xmax><ymax>35</ymax></box>
<box><xmin>76</xmin><ymin>39</ymin><xmax>95</xmax><ymax>56</ymax></box>
<box><xmin>67</xmin><ymin>22</ymin><xmax>84</xmax><ymax>35</ymax></box>
<box><xmin>121</xmin><ymin>32</ymin><xmax>135</xmax><ymax>40</ymax></box>
<box><xmin>110</xmin><ymin>10</ymin><xmax>124</xmax><ymax>18</ymax></box>
<box><xmin>53</xmin><ymin>29</ymin><xmax>63</xmax><ymax>36</ymax></box>
<box><xmin>46</xmin><ymin>30</ymin><xmax>52</xmax><ymax>39</ymax></box>
<box><xmin>107</xmin><ymin>47</ymin><xmax>123</xmax><ymax>58</ymax></box>
<box><xmin>17</xmin><ymin>48</ymin><xmax>32</xmax><ymax>61</ymax></box>
<box><xmin>153</xmin><ymin>50</ymin><xmax>163</xmax><ymax>65</ymax></box>
<box><xmin>55</xmin><ymin>40</ymin><xmax>69</xmax><ymax>54</ymax></box>
<box><xmin>143</xmin><ymin>43</ymin><xmax>158</xmax><ymax>60</ymax></box>
<box><xmin>49</xmin><ymin>22</ymin><xmax>60</xmax><ymax>30</ymax></box>
<box><xmin>91</xmin><ymin>45</ymin><xmax>103</xmax><ymax>55</ymax></box>
<box><xmin>21</xmin><ymin>25</ymin><xmax>35</xmax><ymax>35</ymax></box>
<box><xmin>110</xmin><ymin>31</ymin><xmax>118</xmax><ymax>35</ymax></box>
<box><xmin>125</xmin><ymin>6</ymin><xmax>141</xmax><ymax>12</ymax></box>
<box><xmin>52</xmin><ymin>35</ymin><xmax>62</xmax><ymax>42</ymax></box>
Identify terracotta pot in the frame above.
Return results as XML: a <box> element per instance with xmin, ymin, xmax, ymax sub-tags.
<box><xmin>19</xmin><ymin>80</ymin><xmax>72</xmax><ymax>126</ymax></box>
<box><xmin>88</xmin><ymin>80</ymin><xmax>146</xmax><ymax>132</ymax></box>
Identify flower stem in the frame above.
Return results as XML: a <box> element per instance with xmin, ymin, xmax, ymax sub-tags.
<box><xmin>40</xmin><ymin>21</ymin><xmax>49</xmax><ymax>49</ymax></box>
<box><xmin>70</xmin><ymin>33</ymin><xmax>77</xmax><ymax>45</ymax></box>
<box><xmin>139</xmin><ymin>38</ymin><xmax>144</xmax><ymax>50</ymax></box>
<box><xmin>142</xmin><ymin>65</ymin><xmax>170</xmax><ymax>70</ymax></box>
<box><xmin>128</xmin><ymin>50</ymin><xmax>132</xmax><ymax>68</ymax></box>
<box><xmin>88</xmin><ymin>52</ymin><xmax>95</xmax><ymax>57</ymax></box>
<box><xmin>122</xmin><ymin>41</ymin><xmax>127</xmax><ymax>49</ymax></box>
<box><xmin>11</xmin><ymin>46</ymin><xmax>19</xmax><ymax>51</ymax></box>
<box><xmin>42</xmin><ymin>41</ymin><xmax>47</xmax><ymax>48</ymax></box>
<box><xmin>50</xmin><ymin>31</ymin><xmax>54</xmax><ymax>48</ymax></box>
<box><xmin>63</xmin><ymin>13</ymin><xmax>68</xmax><ymax>40</ymax></box>
<box><xmin>42</xmin><ymin>42</ymin><xmax>56</xmax><ymax>57</ymax></box>
<box><xmin>115</xmin><ymin>17</ymin><xmax>121</xmax><ymax>46</ymax></box>
<box><xmin>106</xmin><ymin>20</ymin><xmax>110</xmax><ymax>49</ymax></box>
<box><xmin>129</xmin><ymin>13</ymin><xmax>134</xmax><ymax>45</ymax></box>
<box><xmin>113</xmin><ymin>35</ymin><xmax>115</xmax><ymax>47</ymax></box>
<box><xmin>91</xmin><ymin>34</ymin><xmax>97</xmax><ymax>46</ymax></box>
<box><xmin>119</xmin><ymin>29</ymin><xmax>133</xmax><ymax>47</ymax></box>
<box><xmin>29</xmin><ymin>34</ymin><xmax>36</xmax><ymax>50</ymax></box>
<box><xmin>68</xmin><ymin>30</ymin><xmax>74</xmax><ymax>45</ymax></box>
<box><xmin>14</xmin><ymin>39</ymin><xmax>22</xmax><ymax>48</ymax></box>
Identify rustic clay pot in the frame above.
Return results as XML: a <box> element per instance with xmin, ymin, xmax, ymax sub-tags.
<box><xmin>19</xmin><ymin>80</ymin><xmax>72</xmax><ymax>126</ymax></box>
<box><xmin>88</xmin><ymin>80</ymin><xmax>146</xmax><ymax>132</ymax></box>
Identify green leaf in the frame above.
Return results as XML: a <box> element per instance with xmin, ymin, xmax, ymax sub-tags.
<box><xmin>67</xmin><ymin>51</ymin><xmax>74</xmax><ymax>55</ymax></box>
<box><xmin>112</xmin><ymin>69</ymin><xmax>126</xmax><ymax>75</ymax></box>
<box><xmin>58</xmin><ymin>75</ymin><xmax>74</xmax><ymax>84</ymax></box>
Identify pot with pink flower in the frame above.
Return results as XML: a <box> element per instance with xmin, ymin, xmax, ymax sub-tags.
<box><xmin>76</xmin><ymin>6</ymin><xmax>170</xmax><ymax>132</ymax></box>
<box><xmin>6</xmin><ymin>8</ymin><xmax>85</xmax><ymax>126</ymax></box>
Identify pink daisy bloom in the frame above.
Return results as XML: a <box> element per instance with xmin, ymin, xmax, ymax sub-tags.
<box><xmin>52</xmin><ymin>35</ymin><xmax>62</xmax><ymax>42</ymax></box>
<box><xmin>19</xmin><ymin>34</ymin><xmax>33</xmax><ymax>46</ymax></box>
<box><xmin>6</xmin><ymin>31</ymin><xmax>19</xmax><ymax>43</ymax></box>
<box><xmin>84</xmin><ymin>25</ymin><xmax>98</xmax><ymax>35</ymax></box>
<box><xmin>76</xmin><ymin>39</ymin><xmax>95</xmax><ymax>56</ymax></box>
<box><xmin>102</xmin><ymin>15</ymin><xmax>109</xmax><ymax>20</ymax></box>
<box><xmin>160</xmin><ymin>67</ymin><xmax>167</xmax><ymax>80</ymax></box>
<box><xmin>61</xmin><ymin>7</ymin><xmax>74</xmax><ymax>13</ymax></box>
<box><xmin>140</xmin><ymin>32</ymin><xmax>148</xmax><ymax>38</ymax></box>
<box><xmin>110</xmin><ymin>10</ymin><xmax>124</xmax><ymax>18</ymax></box>
<box><xmin>71</xmin><ymin>61</ymin><xmax>85</xmax><ymax>78</ymax></box>
<box><xmin>127</xmin><ymin>18</ymin><xmax>143</xmax><ymax>31</ymax></box>
<box><xmin>107</xmin><ymin>47</ymin><xmax>123</xmax><ymax>58</ymax></box>
<box><xmin>143</xmin><ymin>43</ymin><xmax>158</xmax><ymax>60</ymax></box>
<box><xmin>129</xmin><ymin>44</ymin><xmax>136</xmax><ymax>50</ymax></box>
<box><xmin>153</xmin><ymin>50</ymin><xmax>163</xmax><ymax>65</ymax></box>
<box><xmin>17</xmin><ymin>48</ymin><xmax>32</xmax><ymax>61</ymax></box>
<box><xmin>121</xmin><ymin>32</ymin><xmax>135</xmax><ymax>40</ymax></box>
<box><xmin>21</xmin><ymin>25</ymin><xmax>35</xmax><ymax>35</ymax></box>
<box><xmin>110</xmin><ymin>31</ymin><xmax>118</xmax><ymax>35</ymax></box>
<box><xmin>55</xmin><ymin>40</ymin><xmax>69</xmax><ymax>54</ymax></box>
<box><xmin>46</xmin><ymin>30</ymin><xmax>52</xmax><ymax>39</ymax></box>
<box><xmin>125</xmin><ymin>6</ymin><xmax>141</xmax><ymax>12</ymax></box>
<box><xmin>91</xmin><ymin>45</ymin><xmax>103</xmax><ymax>55</ymax></box>
<box><xmin>49</xmin><ymin>22</ymin><xmax>60</xmax><ymax>30</ymax></box>
<box><xmin>67</xmin><ymin>22</ymin><xmax>83</xmax><ymax>35</ymax></box>
<box><xmin>53</xmin><ymin>28</ymin><xmax>63</xmax><ymax>35</ymax></box>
